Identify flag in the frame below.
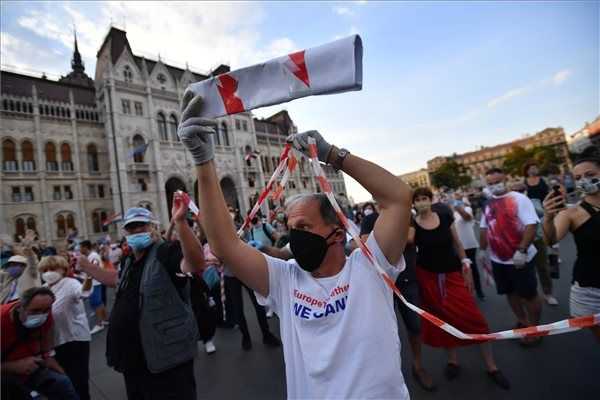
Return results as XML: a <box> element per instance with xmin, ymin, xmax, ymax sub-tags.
<box><xmin>102</xmin><ymin>213</ymin><xmax>122</xmax><ymax>227</ymax></box>
<box><xmin>128</xmin><ymin>143</ymin><xmax>149</xmax><ymax>158</ymax></box>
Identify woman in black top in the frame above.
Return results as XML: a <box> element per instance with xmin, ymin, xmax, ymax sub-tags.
<box><xmin>543</xmin><ymin>148</ymin><xmax>600</xmax><ymax>343</ymax></box>
<box><xmin>409</xmin><ymin>187</ymin><xmax>509</xmax><ymax>389</ymax></box>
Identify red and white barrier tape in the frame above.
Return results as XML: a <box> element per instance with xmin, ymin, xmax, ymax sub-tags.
<box><xmin>262</xmin><ymin>137</ymin><xmax>598</xmax><ymax>340</ymax></box>
<box><xmin>236</xmin><ymin>144</ymin><xmax>293</xmax><ymax>237</ymax></box>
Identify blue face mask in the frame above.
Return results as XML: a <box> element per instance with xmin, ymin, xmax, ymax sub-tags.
<box><xmin>126</xmin><ymin>232</ymin><xmax>153</xmax><ymax>252</ymax></box>
<box><xmin>23</xmin><ymin>313</ymin><xmax>49</xmax><ymax>329</ymax></box>
<box><xmin>5</xmin><ymin>265</ymin><xmax>24</xmax><ymax>279</ymax></box>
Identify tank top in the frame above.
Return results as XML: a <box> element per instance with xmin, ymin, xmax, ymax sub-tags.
<box><xmin>572</xmin><ymin>201</ymin><xmax>600</xmax><ymax>288</ymax></box>
<box><xmin>414</xmin><ymin>211</ymin><xmax>462</xmax><ymax>273</ymax></box>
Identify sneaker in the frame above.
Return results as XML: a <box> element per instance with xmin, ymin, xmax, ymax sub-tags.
<box><xmin>266</xmin><ymin>309</ymin><xmax>274</xmax><ymax>318</ymax></box>
<box><xmin>263</xmin><ymin>332</ymin><xmax>281</xmax><ymax>347</ymax></box>
<box><xmin>487</xmin><ymin>369</ymin><xmax>510</xmax><ymax>390</ymax></box>
<box><xmin>204</xmin><ymin>340</ymin><xmax>216</xmax><ymax>354</ymax></box>
<box><xmin>545</xmin><ymin>295</ymin><xmax>559</xmax><ymax>306</ymax></box>
<box><xmin>102</xmin><ymin>320</ymin><xmax>110</xmax><ymax>326</ymax></box>
<box><xmin>90</xmin><ymin>325</ymin><xmax>104</xmax><ymax>335</ymax></box>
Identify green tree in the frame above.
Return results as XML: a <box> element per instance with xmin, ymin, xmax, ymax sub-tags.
<box><xmin>503</xmin><ymin>145</ymin><xmax>561</xmax><ymax>176</ymax></box>
<box><xmin>430</xmin><ymin>160</ymin><xmax>472</xmax><ymax>190</ymax></box>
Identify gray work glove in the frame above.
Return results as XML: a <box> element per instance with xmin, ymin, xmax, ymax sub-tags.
<box><xmin>287</xmin><ymin>130</ymin><xmax>332</xmax><ymax>163</ymax></box>
<box><xmin>178</xmin><ymin>92</ymin><xmax>216</xmax><ymax>165</ymax></box>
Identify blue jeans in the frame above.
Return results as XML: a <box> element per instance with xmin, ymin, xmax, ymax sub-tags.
<box><xmin>26</xmin><ymin>367</ymin><xmax>80</xmax><ymax>400</ymax></box>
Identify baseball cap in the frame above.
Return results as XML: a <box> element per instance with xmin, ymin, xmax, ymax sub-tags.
<box><xmin>7</xmin><ymin>255</ymin><xmax>27</xmax><ymax>265</ymax></box>
<box><xmin>123</xmin><ymin>207</ymin><xmax>154</xmax><ymax>228</ymax></box>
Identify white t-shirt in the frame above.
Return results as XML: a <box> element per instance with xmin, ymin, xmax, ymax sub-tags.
<box><xmin>46</xmin><ymin>277</ymin><xmax>92</xmax><ymax>346</ymax></box>
<box><xmin>480</xmin><ymin>191</ymin><xmax>539</xmax><ymax>264</ymax></box>
<box><xmin>87</xmin><ymin>251</ymin><xmax>103</xmax><ymax>286</ymax></box>
<box><xmin>454</xmin><ymin>206</ymin><xmax>479</xmax><ymax>250</ymax></box>
<box><xmin>256</xmin><ymin>234</ymin><xmax>409</xmax><ymax>400</ymax></box>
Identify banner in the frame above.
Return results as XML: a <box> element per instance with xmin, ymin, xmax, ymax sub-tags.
<box><xmin>185</xmin><ymin>35</ymin><xmax>363</xmax><ymax>118</ymax></box>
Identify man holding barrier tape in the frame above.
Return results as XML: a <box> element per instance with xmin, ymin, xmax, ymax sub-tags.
<box><xmin>179</xmin><ymin>92</ymin><xmax>412</xmax><ymax>398</ymax></box>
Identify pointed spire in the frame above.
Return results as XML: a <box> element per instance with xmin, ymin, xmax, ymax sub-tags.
<box><xmin>71</xmin><ymin>27</ymin><xmax>84</xmax><ymax>73</ymax></box>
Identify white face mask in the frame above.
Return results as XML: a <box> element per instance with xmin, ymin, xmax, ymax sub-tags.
<box><xmin>363</xmin><ymin>208</ymin><xmax>374</xmax><ymax>216</ymax></box>
<box><xmin>42</xmin><ymin>271</ymin><xmax>63</xmax><ymax>285</ymax></box>
<box><xmin>488</xmin><ymin>182</ymin><xmax>506</xmax><ymax>196</ymax></box>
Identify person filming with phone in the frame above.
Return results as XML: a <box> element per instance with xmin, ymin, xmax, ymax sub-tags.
<box><xmin>543</xmin><ymin>147</ymin><xmax>600</xmax><ymax>343</ymax></box>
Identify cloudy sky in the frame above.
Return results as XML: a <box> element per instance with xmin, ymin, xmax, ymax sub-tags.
<box><xmin>1</xmin><ymin>1</ymin><xmax>598</xmax><ymax>201</ymax></box>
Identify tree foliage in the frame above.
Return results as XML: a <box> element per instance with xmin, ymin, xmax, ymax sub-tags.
<box><xmin>502</xmin><ymin>145</ymin><xmax>561</xmax><ymax>177</ymax></box>
<box><xmin>430</xmin><ymin>160</ymin><xmax>472</xmax><ymax>190</ymax></box>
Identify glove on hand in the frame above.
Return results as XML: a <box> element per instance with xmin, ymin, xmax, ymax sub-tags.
<box><xmin>512</xmin><ymin>250</ymin><xmax>528</xmax><ymax>269</ymax></box>
<box><xmin>287</xmin><ymin>130</ymin><xmax>332</xmax><ymax>163</ymax></box>
<box><xmin>178</xmin><ymin>92</ymin><xmax>217</xmax><ymax>165</ymax></box>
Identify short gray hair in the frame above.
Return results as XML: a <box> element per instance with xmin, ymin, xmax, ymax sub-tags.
<box><xmin>285</xmin><ymin>193</ymin><xmax>342</xmax><ymax>227</ymax></box>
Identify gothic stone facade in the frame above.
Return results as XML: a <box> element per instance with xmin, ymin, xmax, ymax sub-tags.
<box><xmin>1</xmin><ymin>27</ymin><xmax>348</xmax><ymax>244</ymax></box>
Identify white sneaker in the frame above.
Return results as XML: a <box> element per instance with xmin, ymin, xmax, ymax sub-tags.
<box><xmin>545</xmin><ymin>295</ymin><xmax>559</xmax><ymax>306</ymax></box>
<box><xmin>204</xmin><ymin>340</ymin><xmax>216</xmax><ymax>354</ymax></box>
<box><xmin>266</xmin><ymin>310</ymin><xmax>274</xmax><ymax>318</ymax></box>
<box><xmin>90</xmin><ymin>325</ymin><xmax>105</xmax><ymax>335</ymax></box>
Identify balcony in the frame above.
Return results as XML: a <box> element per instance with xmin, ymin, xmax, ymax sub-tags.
<box><xmin>22</xmin><ymin>161</ymin><xmax>36</xmax><ymax>173</ymax></box>
<box><xmin>46</xmin><ymin>161</ymin><xmax>59</xmax><ymax>173</ymax></box>
<box><xmin>2</xmin><ymin>161</ymin><xmax>18</xmax><ymax>172</ymax></box>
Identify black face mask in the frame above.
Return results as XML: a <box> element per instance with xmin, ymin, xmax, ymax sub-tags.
<box><xmin>289</xmin><ymin>228</ymin><xmax>338</xmax><ymax>272</ymax></box>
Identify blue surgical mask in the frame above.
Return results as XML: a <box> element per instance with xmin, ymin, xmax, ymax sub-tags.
<box><xmin>5</xmin><ymin>265</ymin><xmax>24</xmax><ymax>279</ymax></box>
<box><xmin>23</xmin><ymin>313</ymin><xmax>49</xmax><ymax>329</ymax></box>
<box><xmin>126</xmin><ymin>232</ymin><xmax>153</xmax><ymax>252</ymax></box>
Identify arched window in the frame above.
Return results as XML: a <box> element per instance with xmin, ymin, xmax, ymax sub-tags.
<box><xmin>87</xmin><ymin>144</ymin><xmax>99</xmax><ymax>172</ymax></box>
<box><xmin>132</xmin><ymin>135</ymin><xmax>146</xmax><ymax>163</ymax></box>
<box><xmin>56</xmin><ymin>214</ymin><xmax>66</xmax><ymax>238</ymax></box>
<box><xmin>15</xmin><ymin>218</ymin><xmax>25</xmax><ymax>241</ymax></box>
<box><xmin>61</xmin><ymin>143</ymin><xmax>73</xmax><ymax>171</ymax></box>
<box><xmin>123</xmin><ymin>65</ymin><xmax>133</xmax><ymax>83</ymax></box>
<box><xmin>221</xmin><ymin>122</ymin><xmax>230</xmax><ymax>146</ymax></box>
<box><xmin>21</xmin><ymin>140</ymin><xmax>35</xmax><ymax>171</ymax></box>
<box><xmin>169</xmin><ymin>115</ymin><xmax>179</xmax><ymax>142</ymax></box>
<box><xmin>157</xmin><ymin>113</ymin><xmax>168</xmax><ymax>141</ymax></box>
<box><xmin>66</xmin><ymin>214</ymin><xmax>75</xmax><ymax>230</ymax></box>
<box><xmin>2</xmin><ymin>139</ymin><xmax>18</xmax><ymax>171</ymax></box>
<box><xmin>45</xmin><ymin>142</ymin><xmax>58</xmax><ymax>171</ymax></box>
<box><xmin>26</xmin><ymin>216</ymin><xmax>36</xmax><ymax>231</ymax></box>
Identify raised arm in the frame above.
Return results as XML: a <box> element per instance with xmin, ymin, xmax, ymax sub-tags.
<box><xmin>290</xmin><ymin>131</ymin><xmax>412</xmax><ymax>265</ymax></box>
<box><xmin>171</xmin><ymin>192</ymin><xmax>206</xmax><ymax>274</ymax></box>
<box><xmin>78</xmin><ymin>255</ymin><xmax>118</xmax><ymax>288</ymax></box>
<box><xmin>179</xmin><ymin>95</ymin><xmax>269</xmax><ymax>296</ymax></box>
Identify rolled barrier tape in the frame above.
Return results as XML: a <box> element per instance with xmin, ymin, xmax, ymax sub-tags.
<box><xmin>186</xmin><ymin>35</ymin><xmax>362</xmax><ymax>118</ymax></box>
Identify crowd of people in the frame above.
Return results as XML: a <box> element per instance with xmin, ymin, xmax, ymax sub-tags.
<box><xmin>1</xmin><ymin>92</ymin><xmax>598</xmax><ymax>400</ymax></box>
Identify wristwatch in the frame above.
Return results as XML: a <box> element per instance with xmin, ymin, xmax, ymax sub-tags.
<box><xmin>330</xmin><ymin>146</ymin><xmax>350</xmax><ymax>172</ymax></box>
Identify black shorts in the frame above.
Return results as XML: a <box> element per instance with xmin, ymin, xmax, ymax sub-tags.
<box><xmin>491</xmin><ymin>260</ymin><xmax>538</xmax><ymax>299</ymax></box>
<box><xmin>394</xmin><ymin>278</ymin><xmax>421</xmax><ymax>336</ymax></box>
